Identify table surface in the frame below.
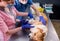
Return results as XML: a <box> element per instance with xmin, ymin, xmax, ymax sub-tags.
<box><xmin>9</xmin><ymin>19</ymin><xmax>59</xmax><ymax>41</ymax></box>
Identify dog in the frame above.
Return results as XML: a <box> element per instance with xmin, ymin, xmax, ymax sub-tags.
<box><xmin>28</xmin><ymin>13</ymin><xmax>48</xmax><ymax>41</ymax></box>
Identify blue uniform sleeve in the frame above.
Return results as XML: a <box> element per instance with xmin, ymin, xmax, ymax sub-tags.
<box><xmin>14</xmin><ymin>0</ymin><xmax>22</xmax><ymax>12</ymax></box>
<box><xmin>14</xmin><ymin>0</ymin><xmax>18</xmax><ymax>9</ymax></box>
<box><xmin>14</xmin><ymin>0</ymin><xmax>18</xmax><ymax>5</ymax></box>
<box><xmin>27</xmin><ymin>0</ymin><xmax>33</xmax><ymax>5</ymax></box>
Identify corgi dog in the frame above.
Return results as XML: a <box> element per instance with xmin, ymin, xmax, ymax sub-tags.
<box><xmin>29</xmin><ymin>20</ymin><xmax>48</xmax><ymax>41</ymax></box>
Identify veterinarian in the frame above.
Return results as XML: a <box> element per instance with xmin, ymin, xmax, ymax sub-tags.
<box><xmin>14</xmin><ymin>0</ymin><xmax>40</xmax><ymax>20</ymax></box>
<box><xmin>0</xmin><ymin>0</ymin><xmax>34</xmax><ymax>41</ymax></box>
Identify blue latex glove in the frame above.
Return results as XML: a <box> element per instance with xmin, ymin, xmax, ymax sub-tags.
<box><xmin>28</xmin><ymin>12</ymin><xmax>33</xmax><ymax>19</ymax></box>
<box><xmin>22</xmin><ymin>24</ymin><xmax>34</xmax><ymax>30</ymax></box>
<box><xmin>39</xmin><ymin>16</ymin><xmax>46</xmax><ymax>25</ymax></box>
<box><xmin>20</xmin><ymin>19</ymin><xmax>29</xmax><ymax>25</ymax></box>
<box><xmin>16</xmin><ymin>19</ymin><xmax>29</xmax><ymax>27</ymax></box>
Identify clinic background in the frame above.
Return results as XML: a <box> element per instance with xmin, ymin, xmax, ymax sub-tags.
<box><xmin>33</xmin><ymin>0</ymin><xmax>60</xmax><ymax>19</ymax></box>
<box><xmin>0</xmin><ymin>0</ymin><xmax>60</xmax><ymax>40</ymax></box>
<box><xmin>33</xmin><ymin>0</ymin><xmax>60</xmax><ymax>39</ymax></box>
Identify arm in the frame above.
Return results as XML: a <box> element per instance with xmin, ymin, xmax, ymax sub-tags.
<box><xmin>12</xmin><ymin>7</ymin><xmax>28</xmax><ymax>16</ymax></box>
<box><xmin>0</xmin><ymin>17</ymin><xmax>21</xmax><ymax>35</ymax></box>
<box><xmin>38</xmin><ymin>13</ymin><xmax>48</xmax><ymax>26</ymax></box>
<box><xmin>41</xmin><ymin>13</ymin><xmax>48</xmax><ymax>26</ymax></box>
<box><xmin>6</xmin><ymin>27</ymin><xmax>22</xmax><ymax>35</ymax></box>
<box><xmin>31</xmin><ymin>4</ymin><xmax>40</xmax><ymax>16</ymax></box>
<box><xmin>7</xmin><ymin>24</ymin><xmax>34</xmax><ymax>35</ymax></box>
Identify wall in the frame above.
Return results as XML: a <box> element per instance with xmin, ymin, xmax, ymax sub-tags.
<box><xmin>33</xmin><ymin>0</ymin><xmax>60</xmax><ymax>6</ymax></box>
<box><xmin>33</xmin><ymin>0</ymin><xmax>60</xmax><ymax>19</ymax></box>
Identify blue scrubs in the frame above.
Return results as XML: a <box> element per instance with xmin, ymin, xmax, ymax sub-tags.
<box><xmin>14</xmin><ymin>0</ymin><xmax>33</xmax><ymax>20</ymax></box>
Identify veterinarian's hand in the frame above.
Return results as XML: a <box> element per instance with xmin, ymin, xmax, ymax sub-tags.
<box><xmin>20</xmin><ymin>19</ymin><xmax>29</xmax><ymax>25</ymax></box>
<box><xmin>39</xmin><ymin>16</ymin><xmax>46</xmax><ymax>25</ymax></box>
<box><xmin>22</xmin><ymin>24</ymin><xmax>34</xmax><ymax>30</ymax></box>
<box><xmin>16</xmin><ymin>19</ymin><xmax>29</xmax><ymax>27</ymax></box>
<box><xmin>28</xmin><ymin>12</ymin><xmax>33</xmax><ymax>19</ymax></box>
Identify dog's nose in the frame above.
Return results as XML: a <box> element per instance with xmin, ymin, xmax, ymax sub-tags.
<box><xmin>28</xmin><ymin>33</ymin><xmax>32</xmax><ymax>38</ymax></box>
<box><xmin>28</xmin><ymin>35</ymin><xmax>30</xmax><ymax>38</ymax></box>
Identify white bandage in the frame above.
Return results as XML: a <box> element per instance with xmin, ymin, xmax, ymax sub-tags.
<box><xmin>28</xmin><ymin>19</ymin><xmax>34</xmax><ymax>24</ymax></box>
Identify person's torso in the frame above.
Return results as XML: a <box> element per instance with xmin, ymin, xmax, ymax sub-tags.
<box><xmin>0</xmin><ymin>5</ymin><xmax>16</xmax><ymax>29</ymax></box>
<box><xmin>14</xmin><ymin>0</ymin><xmax>31</xmax><ymax>12</ymax></box>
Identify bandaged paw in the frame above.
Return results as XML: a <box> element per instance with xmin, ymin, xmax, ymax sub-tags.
<box><xmin>28</xmin><ymin>19</ymin><xmax>35</xmax><ymax>24</ymax></box>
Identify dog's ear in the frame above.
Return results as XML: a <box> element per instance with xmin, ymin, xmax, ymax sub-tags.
<box><xmin>37</xmin><ymin>28</ymin><xmax>43</xmax><ymax>33</ymax></box>
<box><xmin>38</xmin><ymin>28</ymin><xmax>45</xmax><ymax>37</ymax></box>
<box><xmin>37</xmin><ymin>28</ymin><xmax>45</xmax><ymax>41</ymax></box>
<box><xmin>42</xmin><ymin>33</ymin><xmax>45</xmax><ymax>38</ymax></box>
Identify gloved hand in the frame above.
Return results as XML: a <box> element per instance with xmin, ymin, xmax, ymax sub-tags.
<box><xmin>28</xmin><ymin>12</ymin><xmax>33</xmax><ymax>19</ymax></box>
<box><xmin>22</xmin><ymin>24</ymin><xmax>34</xmax><ymax>30</ymax></box>
<box><xmin>39</xmin><ymin>16</ymin><xmax>46</xmax><ymax>25</ymax></box>
<box><xmin>20</xmin><ymin>19</ymin><xmax>29</xmax><ymax>25</ymax></box>
<box><xmin>16</xmin><ymin>19</ymin><xmax>28</xmax><ymax>27</ymax></box>
<box><xmin>15</xmin><ymin>19</ymin><xmax>31</xmax><ymax>27</ymax></box>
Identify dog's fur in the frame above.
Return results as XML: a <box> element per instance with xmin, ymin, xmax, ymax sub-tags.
<box><xmin>29</xmin><ymin>20</ymin><xmax>48</xmax><ymax>41</ymax></box>
<box><xmin>29</xmin><ymin>13</ymin><xmax>48</xmax><ymax>41</ymax></box>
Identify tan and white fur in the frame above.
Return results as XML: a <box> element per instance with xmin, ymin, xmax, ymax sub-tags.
<box><xmin>28</xmin><ymin>13</ymin><xmax>48</xmax><ymax>41</ymax></box>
